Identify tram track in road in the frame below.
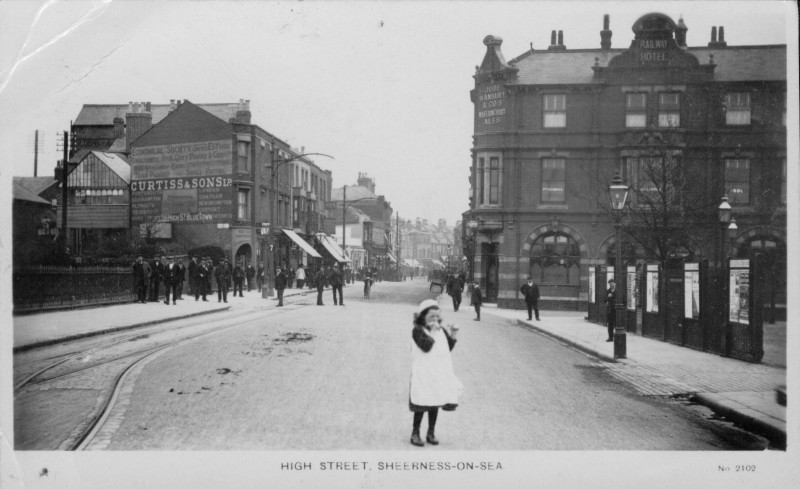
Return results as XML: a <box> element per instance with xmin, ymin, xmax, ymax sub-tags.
<box><xmin>13</xmin><ymin>304</ymin><xmax>302</xmax><ymax>450</ymax></box>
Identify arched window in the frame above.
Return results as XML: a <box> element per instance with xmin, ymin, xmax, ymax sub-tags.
<box><xmin>529</xmin><ymin>233</ymin><xmax>580</xmax><ymax>285</ymax></box>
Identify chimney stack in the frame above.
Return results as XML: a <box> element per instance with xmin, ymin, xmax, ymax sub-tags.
<box><xmin>232</xmin><ymin>98</ymin><xmax>252</xmax><ymax>124</ymax></box>
<box><xmin>126</xmin><ymin>100</ymin><xmax>153</xmax><ymax>153</ymax></box>
<box><xmin>708</xmin><ymin>26</ymin><xmax>727</xmax><ymax>47</ymax></box>
<box><xmin>600</xmin><ymin>14</ymin><xmax>612</xmax><ymax>50</ymax></box>
<box><xmin>548</xmin><ymin>29</ymin><xmax>566</xmax><ymax>51</ymax></box>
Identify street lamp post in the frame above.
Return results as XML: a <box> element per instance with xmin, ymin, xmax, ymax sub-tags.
<box><xmin>264</xmin><ymin>150</ymin><xmax>333</xmax><ymax>299</ymax></box>
<box><xmin>608</xmin><ymin>172</ymin><xmax>629</xmax><ymax>359</ymax></box>
<box><xmin>718</xmin><ymin>195</ymin><xmax>732</xmax><ymax>268</ymax></box>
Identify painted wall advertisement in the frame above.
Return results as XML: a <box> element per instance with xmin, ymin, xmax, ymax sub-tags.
<box><xmin>476</xmin><ymin>84</ymin><xmax>506</xmax><ymax>129</ymax></box>
<box><xmin>684</xmin><ymin>263</ymin><xmax>700</xmax><ymax>319</ymax></box>
<box><xmin>729</xmin><ymin>260</ymin><xmax>750</xmax><ymax>325</ymax></box>
<box><xmin>130</xmin><ymin>140</ymin><xmax>234</xmax><ymax>223</ymax></box>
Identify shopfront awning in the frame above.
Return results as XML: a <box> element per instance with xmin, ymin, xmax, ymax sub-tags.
<box><xmin>387</xmin><ymin>249</ymin><xmax>397</xmax><ymax>263</ymax></box>
<box><xmin>432</xmin><ymin>259</ymin><xmax>445</xmax><ymax>267</ymax></box>
<box><xmin>316</xmin><ymin>234</ymin><xmax>349</xmax><ymax>263</ymax></box>
<box><xmin>282</xmin><ymin>229</ymin><xmax>322</xmax><ymax>258</ymax></box>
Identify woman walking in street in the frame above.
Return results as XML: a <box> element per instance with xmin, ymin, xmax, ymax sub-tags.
<box><xmin>408</xmin><ymin>299</ymin><xmax>461</xmax><ymax>447</ymax></box>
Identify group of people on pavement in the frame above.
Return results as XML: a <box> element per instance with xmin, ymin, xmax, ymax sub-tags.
<box><xmin>132</xmin><ymin>254</ymin><xmax>186</xmax><ymax>305</ymax></box>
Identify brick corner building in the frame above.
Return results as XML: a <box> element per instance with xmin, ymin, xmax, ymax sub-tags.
<box><xmin>466</xmin><ymin>12</ymin><xmax>786</xmax><ymax>319</ymax></box>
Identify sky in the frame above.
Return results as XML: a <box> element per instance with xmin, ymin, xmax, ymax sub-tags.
<box><xmin>0</xmin><ymin>0</ymin><xmax>795</xmax><ymax>227</ymax></box>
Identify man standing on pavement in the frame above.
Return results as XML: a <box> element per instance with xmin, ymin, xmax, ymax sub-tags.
<box><xmin>257</xmin><ymin>264</ymin><xmax>264</xmax><ymax>291</ymax></box>
<box><xmin>233</xmin><ymin>260</ymin><xmax>245</xmax><ymax>298</ymax></box>
<box><xmin>163</xmin><ymin>256</ymin><xmax>179</xmax><ymax>305</ymax></box>
<box><xmin>295</xmin><ymin>264</ymin><xmax>306</xmax><ymax>289</ymax></box>
<box><xmin>132</xmin><ymin>255</ymin><xmax>150</xmax><ymax>304</ymax></box>
<box><xmin>188</xmin><ymin>255</ymin><xmax>198</xmax><ymax>298</ymax></box>
<box><xmin>275</xmin><ymin>267</ymin><xmax>287</xmax><ymax>306</ymax></box>
<box><xmin>215</xmin><ymin>258</ymin><xmax>231</xmax><ymax>303</ymax></box>
<box><xmin>520</xmin><ymin>276</ymin><xmax>540</xmax><ymax>321</ymax></box>
<box><xmin>196</xmin><ymin>257</ymin><xmax>209</xmax><ymax>301</ymax></box>
<box><xmin>148</xmin><ymin>255</ymin><xmax>163</xmax><ymax>302</ymax></box>
<box><xmin>471</xmin><ymin>281</ymin><xmax>483</xmax><ymax>321</ymax></box>
<box><xmin>448</xmin><ymin>273</ymin><xmax>464</xmax><ymax>311</ymax></box>
<box><xmin>176</xmin><ymin>257</ymin><xmax>186</xmax><ymax>300</ymax></box>
<box><xmin>605</xmin><ymin>278</ymin><xmax>616</xmax><ymax>342</ymax></box>
<box><xmin>315</xmin><ymin>266</ymin><xmax>327</xmax><ymax>305</ymax></box>
<box><xmin>246</xmin><ymin>264</ymin><xmax>256</xmax><ymax>292</ymax></box>
<box><xmin>330</xmin><ymin>265</ymin><xmax>344</xmax><ymax>306</ymax></box>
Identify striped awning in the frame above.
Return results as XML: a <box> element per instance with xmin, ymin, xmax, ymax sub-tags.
<box><xmin>316</xmin><ymin>234</ymin><xmax>349</xmax><ymax>263</ymax></box>
<box><xmin>283</xmin><ymin>229</ymin><xmax>321</xmax><ymax>258</ymax></box>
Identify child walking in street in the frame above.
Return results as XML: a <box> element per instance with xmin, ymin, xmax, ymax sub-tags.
<box><xmin>471</xmin><ymin>281</ymin><xmax>483</xmax><ymax>321</ymax></box>
<box><xmin>408</xmin><ymin>299</ymin><xmax>461</xmax><ymax>447</ymax></box>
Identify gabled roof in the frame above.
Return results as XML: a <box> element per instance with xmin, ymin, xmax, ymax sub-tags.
<box><xmin>73</xmin><ymin>103</ymin><xmax>240</xmax><ymax>126</ymax></box>
<box><xmin>508</xmin><ymin>44</ymin><xmax>785</xmax><ymax>85</ymax></box>
<box><xmin>86</xmin><ymin>151</ymin><xmax>131</xmax><ymax>183</ymax></box>
<box><xmin>13</xmin><ymin>178</ymin><xmax>51</xmax><ymax>204</ymax></box>
<box><xmin>131</xmin><ymin>101</ymin><xmax>233</xmax><ymax>147</ymax></box>
<box><xmin>14</xmin><ymin>176</ymin><xmax>58</xmax><ymax>196</ymax></box>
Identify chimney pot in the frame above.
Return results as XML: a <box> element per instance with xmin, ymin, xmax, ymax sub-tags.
<box><xmin>558</xmin><ymin>30</ymin><xmax>564</xmax><ymax>46</ymax></box>
<box><xmin>145</xmin><ymin>102</ymin><xmax>151</xmax><ymax>113</ymax></box>
<box><xmin>711</xmin><ymin>26</ymin><xmax>717</xmax><ymax>42</ymax></box>
<box><xmin>550</xmin><ymin>30</ymin><xmax>557</xmax><ymax>45</ymax></box>
<box><xmin>128</xmin><ymin>101</ymin><xmax>133</xmax><ymax>113</ymax></box>
<box><xmin>603</xmin><ymin>14</ymin><xmax>609</xmax><ymax>30</ymax></box>
<box><xmin>719</xmin><ymin>26</ymin><xmax>725</xmax><ymax>42</ymax></box>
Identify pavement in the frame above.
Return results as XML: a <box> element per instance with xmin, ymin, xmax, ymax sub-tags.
<box><xmin>12</xmin><ymin>280</ymin><xmax>788</xmax><ymax>449</ymax></box>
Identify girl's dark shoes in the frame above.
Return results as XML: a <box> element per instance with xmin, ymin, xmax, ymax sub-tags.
<box><xmin>426</xmin><ymin>433</ymin><xmax>439</xmax><ymax>445</ymax></box>
<box><xmin>410</xmin><ymin>432</ymin><xmax>424</xmax><ymax>447</ymax></box>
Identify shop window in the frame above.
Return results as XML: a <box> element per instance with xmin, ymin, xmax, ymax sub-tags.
<box><xmin>477</xmin><ymin>157</ymin><xmax>485</xmax><ymax>205</ymax></box>
<box><xmin>626</xmin><ymin>93</ymin><xmax>647</xmax><ymax>128</ymax></box>
<box><xmin>658</xmin><ymin>92</ymin><xmax>680</xmax><ymax>127</ymax></box>
<box><xmin>237</xmin><ymin>189</ymin><xmax>250</xmax><ymax>220</ymax></box>
<box><xmin>543</xmin><ymin>94</ymin><xmax>566</xmax><ymax>128</ymax></box>
<box><xmin>541</xmin><ymin>158</ymin><xmax>565</xmax><ymax>202</ymax></box>
<box><xmin>726</xmin><ymin>92</ymin><xmax>751</xmax><ymax>125</ymax></box>
<box><xmin>724</xmin><ymin>159</ymin><xmax>750</xmax><ymax>204</ymax></box>
<box><xmin>529</xmin><ymin>233</ymin><xmax>580</xmax><ymax>285</ymax></box>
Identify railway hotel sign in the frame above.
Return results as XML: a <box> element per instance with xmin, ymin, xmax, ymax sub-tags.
<box><xmin>131</xmin><ymin>140</ymin><xmax>234</xmax><ymax>223</ymax></box>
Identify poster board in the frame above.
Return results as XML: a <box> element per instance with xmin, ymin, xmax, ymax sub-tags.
<box><xmin>684</xmin><ymin>263</ymin><xmax>700</xmax><ymax>319</ymax></box>
<box><xmin>589</xmin><ymin>267</ymin><xmax>596</xmax><ymax>303</ymax></box>
<box><xmin>627</xmin><ymin>266</ymin><xmax>637</xmax><ymax>311</ymax></box>
<box><xmin>646</xmin><ymin>264</ymin><xmax>659</xmax><ymax>313</ymax></box>
<box><xmin>729</xmin><ymin>259</ymin><xmax>750</xmax><ymax>325</ymax></box>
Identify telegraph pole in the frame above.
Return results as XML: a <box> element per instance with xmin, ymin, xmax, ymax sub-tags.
<box><xmin>58</xmin><ymin>130</ymin><xmax>70</xmax><ymax>253</ymax></box>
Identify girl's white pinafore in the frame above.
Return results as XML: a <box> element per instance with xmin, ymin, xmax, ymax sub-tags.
<box><xmin>409</xmin><ymin>328</ymin><xmax>461</xmax><ymax>407</ymax></box>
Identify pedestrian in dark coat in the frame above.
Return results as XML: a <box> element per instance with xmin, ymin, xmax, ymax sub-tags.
<box><xmin>233</xmin><ymin>262</ymin><xmax>245</xmax><ymax>297</ymax></box>
<box><xmin>257</xmin><ymin>264</ymin><xmax>265</xmax><ymax>291</ymax></box>
<box><xmin>330</xmin><ymin>266</ymin><xmax>344</xmax><ymax>306</ymax></box>
<box><xmin>448</xmin><ymin>274</ymin><xmax>464</xmax><ymax>311</ymax></box>
<box><xmin>315</xmin><ymin>267</ymin><xmax>327</xmax><ymax>305</ymax></box>
<box><xmin>215</xmin><ymin>259</ymin><xmax>231</xmax><ymax>303</ymax></box>
<box><xmin>605</xmin><ymin>279</ymin><xmax>616</xmax><ymax>342</ymax></box>
<box><xmin>275</xmin><ymin>267</ymin><xmax>287</xmax><ymax>306</ymax></box>
<box><xmin>246</xmin><ymin>264</ymin><xmax>256</xmax><ymax>291</ymax></box>
<box><xmin>188</xmin><ymin>256</ymin><xmax>198</xmax><ymax>297</ymax></box>
<box><xmin>520</xmin><ymin>277</ymin><xmax>540</xmax><ymax>321</ymax></box>
<box><xmin>195</xmin><ymin>258</ymin><xmax>209</xmax><ymax>301</ymax></box>
<box><xmin>149</xmin><ymin>256</ymin><xmax>165</xmax><ymax>301</ymax></box>
<box><xmin>470</xmin><ymin>281</ymin><xmax>483</xmax><ymax>321</ymax></box>
<box><xmin>408</xmin><ymin>299</ymin><xmax>461</xmax><ymax>447</ymax></box>
<box><xmin>132</xmin><ymin>255</ymin><xmax>150</xmax><ymax>303</ymax></box>
<box><xmin>163</xmin><ymin>256</ymin><xmax>179</xmax><ymax>305</ymax></box>
<box><xmin>176</xmin><ymin>258</ymin><xmax>186</xmax><ymax>300</ymax></box>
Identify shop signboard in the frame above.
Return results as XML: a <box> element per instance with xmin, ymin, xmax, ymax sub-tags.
<box><xmin>130</xmin><ymin>139</ymin><xmax>234</xmax><ymax>224</ymax></box>
<box><xmin>684</xmin><ymin>263</ymin><xmax>700</xmax><ymax>319</ymax></box>
<box><xmin>729</xmin><ymin>259</ymin><xmax>750</xmax><ymax>325</ymax></box>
